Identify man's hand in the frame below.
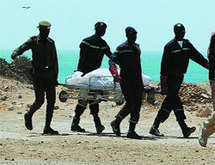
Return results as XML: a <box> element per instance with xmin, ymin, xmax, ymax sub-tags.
<box><xmin>109</xmin><ymin>64</ymin><xmax>121</xmax><ymax>83</ymax></box>
<box><xmin>160</xmin><ymin>75</ymin><xmax>168</xmax><ymax>95</ymax></box>
<box><xmin>113</xmin><ymin>75</ymin><xmax>121</xmax><ymax>83</ymax></box>
<box><xmin>11</xmin><ymin>53</ymin><xmax>18</xmax><ymax>60</ymax></box>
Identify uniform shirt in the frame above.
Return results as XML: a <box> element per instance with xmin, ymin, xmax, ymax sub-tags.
<box><xmin>12</xmin><ymin>35</ymin><xmax>58</xmax><ymax>80</ymax></box>
<box><xmin>77</xmin><ymin>35</ymin><xmax>111</xmax><ymax>74</ymax></box>
<box><xmin>109</xmin><ymin>41</ymin><xmax>142</xmax><ymax>78</ymax></box>
<box><xmin>161</xmin><ymin>38</ymin><xmax>208</xmax><ymax>76</ymax></box>
<box><xmin>208</xmin><ymin>32</ymin><xmax>215</xmax><ymax>80</ymax></box>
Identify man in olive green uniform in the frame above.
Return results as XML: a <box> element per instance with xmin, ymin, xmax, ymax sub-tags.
<box><xmin>11</xmin><ymin>21</ymin><xmax>59</xmax><ymax>134</ymax></box>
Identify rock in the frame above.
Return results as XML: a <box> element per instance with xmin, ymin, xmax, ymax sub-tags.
<box><xmin>26</xmin><ymin>86</ymin><xmax>34</xmax><ymax>90</ymax></box>
<box><xmin>4</xmin><ymin>86</ymin><xmax>9</xmax><ymax>92</ymax></box>
<box><xmin>180</xmin><ymin>83</ymin><xmax>211</xmax><ymax>107</ymax></box>
<box><xmin>8</xmin><ymin>106</ymin><xmax>14</xmax><ymax>111</ymax></box>
<box><xmin>54</xmin><ymin>106</ymin><xmax>59</xmax><ymax>110</ymax></box>
<box><xmin>1</xmin><ymin>95</ymin><xmax>7</xmax><ymax>101</ymax></box>
<box><xmin>18</xmin><ymin>95</ymin><xmax>22</xmax><ymax>99</ymax></box>
<box><xmin>17</xmin><ymin>103</ymin><xmax>24</xmax><ymax>108</ymax></box>
<box><xmin>196</xmin><ymin>107</ymin><xmax>212</xmax><ymax>117</ymax></box>
<box><xmin>187</xmin><ymin>107</ymin><xmax>196</xmax><ymax>112</ymax></box>
<box><xmin>201</xmin><ymin>94</ymin><xmax>209</xmax><ymax>99</ymax></box>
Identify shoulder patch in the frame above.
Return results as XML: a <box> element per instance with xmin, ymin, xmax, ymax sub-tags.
<box><xmin>30</xmin><ymin>36</ymin><xmax>37</xmax><ymax>40</ymax></box>
<box><xmin>167</xmin><ymin>39</ymin><xmax>174</xmax><ymax>45</ymax></box>
<box><xmin>47</xmin><ymin>37</ymin><xmax>54</xmax><ymax>42</ymax></box>
<box><xmin>183</xmin><ymin>39</ymin><xmax>190</xmax><ymax>44</ymax></box>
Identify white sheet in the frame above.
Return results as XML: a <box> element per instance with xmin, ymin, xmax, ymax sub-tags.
<box><xmin>65</xmin><ymin>68</ymin><xmax>151</xmax><ymax>87</ymax></box>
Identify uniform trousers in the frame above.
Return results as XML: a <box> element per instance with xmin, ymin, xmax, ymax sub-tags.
<box><xmin>156</xmin><ymin>75</ymin><xmax>186</xmax><ymax>123</ymax></box>
<box><xmin>116</xmin><ymin>76</ymin><xmax>143</xmax><ymax>123</ymax></box>
<box><xmin>29</xmin><ymin>70</ymin><xmax>56</xmax><ymax>127</ymax></box>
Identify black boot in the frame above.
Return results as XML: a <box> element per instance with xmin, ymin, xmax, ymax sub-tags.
<box><xmin>127</xmin><ymin>122</ymin><xmax>142</xmax><ymax>139</ymax></box>
<box><xmin>24</xmin><ymin>112</ymin><xmax>33</xmax><ymax>130</ymax></box>
<box><xmin>178</xmin><ymin>120</ymin><xmax>196</xmax><ymax>138</ymax></box>
<box><xmin>93</xmin><ymin>114</ymin><xmax>105</xmax><ymax>134</ymax></box>
<box><xmin>149</xmin><ymin>127</ymin><xmax>164</xmax><ymax>136</ymax></box>
<box><xmin>71</xmin><ymin>104</ymin><xmax>86</xmax><ymax>132</ymax></box>
<box><xmin>43</xmin><ymin>126</ymin><xmax>59</xmax><ymax>135</ymax></box>
<box><xmin>96</xmin><ymin>125</ymin><xmax>105</xmax><ymax>134</ymax></box>
<box><xmin>71</xmin><ymin>124</ymin><xmax>86</xmax><ymax>132</ymax></box>
<box><xmin>127</xmin><ymin>131</ymin><xmax>142</xmax><ymax>139</ymax></box>
<box><xmin>110</xmin><ymin>117</ymin><xmax>122</xmax><ymax>136</ymax></box>
<box><xmin>182</xmin><ymin>126</ymin><xmax>196</xmax><ymax>138</ymax></box>
<box><xmin>43</xmin><ymin>103</ymin><xmax>58</xmax><ymax>135</ymax></box>
<box><xmin>24</xmin><ymin>103</ymin><xmax>39</xmax><ymax>130</ymax></box>
<box><xmin>71</xmin><ymin>116</ymin><xmax>86</xmax><ymax>132</ymax></box>
<box><xmin>149</xmin><ymin>118</ymin><xmax>164</xmax><ymax>136</ymax></box>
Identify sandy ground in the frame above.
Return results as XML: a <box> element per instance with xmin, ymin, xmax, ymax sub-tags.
<box><xmin>0</xmin><ymin>77</ymin><xmax>215</xmax><ymax>165</ymax></box>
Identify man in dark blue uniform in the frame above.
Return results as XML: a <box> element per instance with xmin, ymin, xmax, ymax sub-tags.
<box><xmin>109</xmin><ymin>27</ymin><xmax>143</xmax><ymax>139</ymax></box>
<box><xmin>71</xmin><ymin>22</ymin><xmax>112</xmax><ymax>133</ymax></box>
<box><xmin>11</xmin><ymin>21</ymin><xmax>59</xmax><ymax>134</ymax></box>
<box><xmin>149</xmin><ymin>23</ymin><xmax>209</xmax><ymax>138</ymax></box>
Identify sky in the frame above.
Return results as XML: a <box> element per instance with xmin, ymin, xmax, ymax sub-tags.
<box><xmin>1</xmin><ymin>0</ymin><xmax>215</xmax><ymax>52</ymax></box>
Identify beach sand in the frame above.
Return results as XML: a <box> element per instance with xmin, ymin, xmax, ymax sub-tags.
<box><xmin>0</xmin><ymin>76</ymin><xmax>215</xmax><ymax>165</ymax></box>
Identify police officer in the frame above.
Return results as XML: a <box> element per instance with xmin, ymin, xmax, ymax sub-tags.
<box><xmin>109</xmin><ymin>27</ymin><xmax>143</xmax><ymax>139</ymax></box>
<box><xmin>11</xmin><ymin>21</ymin><xmax>59</xmax><ymax>135</ymax></box>
<box><xmin>71</xmin><ymin>22</ymin><xmax>112</xmax><ymax>133</ymax></box>
<box><xmin>149</xmin><ymin>23</ymin><xmax>209</xmax><ymax>138</ymax></box>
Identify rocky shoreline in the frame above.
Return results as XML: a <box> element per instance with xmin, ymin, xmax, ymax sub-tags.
<box><xmin>0</xmin><ymin>74</ymin><xmax>213</xmax><ymax>118</ymax></box>
<box><xmin>0</xmin><ymin>57</ymin><xmax>32</xmax><ymax>84</ymax></box>
<box><xmin>1</xmin><ymin>75</ymin><xmax>215</xmax><ymax>164</ymax></box>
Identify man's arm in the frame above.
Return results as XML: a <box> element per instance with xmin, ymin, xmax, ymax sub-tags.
<box><xmin>77</xmin><ymin>49</ymin><xmax>85</xmax><ymax>72</ymax></box>
<box><xmin>109</xmin><ymin>50</ymin><xmax>121</xmax><ymax>83</ymax></box>
<box><xmin>77</xmin><ymin>42</ymin><xmax>88</xmax><ymax>72</ymax></box>
<box><xmin>160</xmin><ymin>46</ymin><xmax>170</xmax><ymax>76</ymax></box>
<box><xmin>104</xmin><ymin>44</ymin><xmax>112</xmax><ymax>58</ymax></box>
<box><xmin>189</xmin><ymin>42</ymin><xmax>209</xmax><ymax>69</ymax></box>
<box><xmin>109</xmin><ymin>47</ymin><xmax>121</xmax><ymax>66</ymax></box>
<box><xmin>11</xmin><ymin>37</ymin><xmax>34</xmax><ymax>60</ymax></box>
<box><xmin>52</xmin><ymin>43</ymin><xmax>59</xmax><ymax>85</ymax></box>
<box><xmin>160</xmin><ymin>46</ymin><xmax>170</xmax><ymax>95</ymax></box>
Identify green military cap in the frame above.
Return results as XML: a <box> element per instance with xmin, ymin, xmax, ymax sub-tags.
<box><xmin>38</xmin><ymin>21</ymin><xmax>51</xmax><ymax>28</ymax></box>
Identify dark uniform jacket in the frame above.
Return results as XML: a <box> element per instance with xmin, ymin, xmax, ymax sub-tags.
<box><xmin>109</xmin><ymin>41</ymin><xmax>142</xmax><ymax>79</ymax></box>
<box><xmin>161</xmin><ymin>38</ymin><xmax>208</xmax><ymax>76</ymax></box>
<box><xmin>77</xmin><ymin>35</ymin><xmax>111</xmax><ymax>74</ymax></box>
<box><xmin>208</xmin><ymin>32</ymin><xmax>215</xmax><ymax>80</ymax></box>
<box><xmin>12</xmin><ymin>35</ymin><xmax>58</xmax><ymax>80</ymax></box>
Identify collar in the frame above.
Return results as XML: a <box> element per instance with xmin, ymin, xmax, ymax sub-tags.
<box><xmin>93</xmin><ymin>34</ymin><xmax>102</xmax><ymax>41</ymax></box>
<box><xmin>37</xmin><ymin>35</ymin><xmax>49</xmax><ymax>42</ymax></box>
<box><xmin>125</xmin><ymin>40</ymin><xmax>138</xmax><ymax>47</ymax></box>
<box><xmin>173</xmin><ymin>37</ymin><xmax>185</xmax><ymax>43</ymax></box>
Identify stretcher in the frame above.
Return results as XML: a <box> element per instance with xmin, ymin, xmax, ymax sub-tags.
<box><xmin>59</xmin><ymin>68</ymin><xmax>125</xmax><ymax>105</ymax></box>
<box><xmin>58</xmin><ymin>68</ymin><xmax>156</xmax><ymax>105</ymax></box>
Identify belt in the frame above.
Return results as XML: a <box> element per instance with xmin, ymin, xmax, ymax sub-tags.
<box><xmin>34</xmin><ymin>66</ymin><xmax>51</xmax><ymax>72</ymax></box>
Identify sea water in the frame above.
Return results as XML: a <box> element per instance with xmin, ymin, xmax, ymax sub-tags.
<box><xmin>0</xmin><ymin>49</ymin><xmax>209</xmax><ymax>83</ymax></box>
